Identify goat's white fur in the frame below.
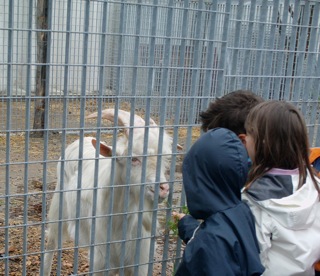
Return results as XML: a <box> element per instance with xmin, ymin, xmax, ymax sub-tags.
<box><xmin>43</xmin><ymin>109</ymin><xmax>175</xmax><ymax>275</ymax></box>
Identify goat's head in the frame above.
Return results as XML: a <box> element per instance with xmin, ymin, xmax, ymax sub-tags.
<box><xmin>87</xmin><ymin>109</ymin><xmax>180</xmax><ymax>203</ymax></box>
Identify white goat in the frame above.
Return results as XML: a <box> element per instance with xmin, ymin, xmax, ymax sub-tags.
<box><xmin>43</xmin><ymin>109</ymin><xmax>178</xmax><ymax>275</ymax></box>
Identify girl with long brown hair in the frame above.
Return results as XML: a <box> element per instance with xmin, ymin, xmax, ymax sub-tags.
<box><xmin>242</xmin><ymin>100</ymin><xmax>320</xmax><ymax>276</ymax></box>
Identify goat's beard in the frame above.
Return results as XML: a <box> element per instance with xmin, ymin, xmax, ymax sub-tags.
<box><xmin>145</xmin><ymin>187</ymin><xmax>168</xmax><ymax>203</ymax></box>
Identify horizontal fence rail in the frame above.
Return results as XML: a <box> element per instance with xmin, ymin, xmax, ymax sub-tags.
<box><xmin>1</xmin><ymin>0</ymin><xmax>320</xmax><ymax>275</ymax></box>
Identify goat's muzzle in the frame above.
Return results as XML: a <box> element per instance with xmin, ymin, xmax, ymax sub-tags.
<box><xmin>159</xmin><ymin>182</ymin><xmax>169</xmax><ymax>200</ymax></box>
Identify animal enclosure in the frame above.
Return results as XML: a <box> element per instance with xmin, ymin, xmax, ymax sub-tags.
<box><xmin>1</xmin><ymin>0</ymin><xmax>320</xmax><ymax>275</ymax></box>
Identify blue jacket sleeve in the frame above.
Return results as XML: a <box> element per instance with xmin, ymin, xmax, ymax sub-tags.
<box><xmin>175</xmin><ymin>232</ymin><xmax>229</xmax><ymax>276</ymax></box>
<box><xmin>177</xmin><ymin>215</ymin><xmax>200</xmax><ymax>244</ymax></box>
<box><xmin>175</xmin><ymin>230</ymin><xmax>258</xmax><ymax>276</ymax></box>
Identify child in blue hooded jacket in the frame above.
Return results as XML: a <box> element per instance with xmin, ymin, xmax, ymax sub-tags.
<box><xmin>173</xmin><ymin>128</ymin><xmax>264</xmax><ymax>276</ymax></box>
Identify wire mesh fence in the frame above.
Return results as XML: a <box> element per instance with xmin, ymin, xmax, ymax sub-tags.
<box><xmin>1</xmin><ymin>0</ymin><xmax>320</xmax><ymax>275</ymax></box>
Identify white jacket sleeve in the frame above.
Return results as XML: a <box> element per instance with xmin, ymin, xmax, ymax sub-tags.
<box><xmin>242</xmin><ymin>193</ymin><xmax>273</xmax><ymax>269</ymax></box>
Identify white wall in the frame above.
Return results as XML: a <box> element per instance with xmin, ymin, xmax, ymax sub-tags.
<box><xmin>0</xmin><ymin>0</ymin><xmax>37</xmax><ymax>95</ymax></box>
<box><xmin>0</xmin><ymin>0</ymin><xmax>116</xmax><ymax>96</ymax></box>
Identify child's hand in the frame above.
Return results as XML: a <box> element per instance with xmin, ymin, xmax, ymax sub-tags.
<box><xmin>168</xmin><ymin>207</ymin><xmax>189</xmax><ymax>236</ymax></box>
<box><xmin>172</xmin><ymin>211</ymin><xmax>186</xmax><ymax>221</ymax></box>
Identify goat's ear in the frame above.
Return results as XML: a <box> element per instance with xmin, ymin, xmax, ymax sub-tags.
<box><xmin>177</xmin><ymin>144</ymin><xmax>183</xmax><ymax>150</ymax></box>
<box><xmin>91</xmin><ymin>139</ymin><xmax>112</xmax><ymax>157</ymax></box>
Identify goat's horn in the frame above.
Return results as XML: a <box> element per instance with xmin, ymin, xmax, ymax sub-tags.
<box><xmin>86</xmin><ymin>109</ymin><xmax>146</xmax><ymax>127</ymax></box>
<box><xmin>149</xmin><ymin>118</ymin><xmax>157</xmax><ymax>126</ymax></box>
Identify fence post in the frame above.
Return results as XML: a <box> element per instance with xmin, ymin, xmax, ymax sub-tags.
<box><xmin>31</xmin><ymin>0</ymin><xmax>48</xmax><ymax>137</ymax></box>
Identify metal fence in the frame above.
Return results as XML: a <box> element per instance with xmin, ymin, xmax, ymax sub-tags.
<box><xmin>1</xmin><ymin>0</ymin><xmax>320</xmax><ymax>275</ymax></box>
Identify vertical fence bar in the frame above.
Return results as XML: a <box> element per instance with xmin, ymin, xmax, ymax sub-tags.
<box><xmin>161</xmin><ymin>0</ymin><xmax>190</xmax><ymax>273</ymax></box>
<box><xmin>240</xmin><ymin>0</ymin><xmax>257</xmax><ymax>89</ymax></box>
<box><xmin>300</xmin><ymin>2</ymin><xmax>318</xmax><ymax>143</ymax></box>
<box><xmin>103</xmin><ymin>0</ymin><xmax>127</xmax><ymax>273</ymax></box>
<box><xmin>300</xmin><ymin>0</ymin><xmax>318</xmax><ymax>107</ymax></box>
<box><xmin>73</xmin><ymin>0</ymin><xmax>90</xmax><ymax>274</ymax></box>
<box><xmin>147</xmin><ymin>1</ymin><xmax>175</xmax><ymax>275</ymax></box>
<box><xmin>185</xmin><ymin>0</ymin><xmax>204</xmax><ymax>149</ymax></box>
<box><xmin>22</xmin><ymin>0</ymin><xmax>34</xmax><ymax>274</ymax></box>
<box><xmin>103</xmin><ymin>2</ymin><xmax>126</xmax><ymax>274</ymax></box>
<box><xmin>306</xmin><ymin>2</ymin><xmax>320</xmax><ymax>145</ymax></box>
<box><xmin>283</xmin><ymin>0</ymin><xmax>301</xmax><ymax>101</ymax></box>
<box><xmin>262</xmin><ymin>0</ymin><xmax>280</xmax><ymax>99</ymax></box>
<box><xmin>55</xmin><ymin>0</ymin><xmax>73</xmax><ymax>274</ymax></box>
<box><xmin>252</xmin><ymin>0</ymin><xmax>268</xmax><ymax>95</ymax></box>
<box><xmin>104</xmin><ymin>115</ymin><xmax>119</xmax><ymax>275</ymax></box>
<box><xmin>292</xmin><ymin>1</ymin><xmax>309</xmax><ymax>104</ymax></box>
<box><xmin>119</xmin><ymin>1</ymin><xmax>143</xmax><ymax>274</ymax></box>
<box><xmin>314</xmin><ymin>55</ymin><xmax>320</xmax><ymax>146</ymax></box>
<box><xmin>4</xmin><ymin>0</ymin><xmax>14</xmax><ymax>274</ymax></box>
<box><xmin>132</xmin><ymin>1</ymin><xmax>149</xmax><ymax>275</ymax></box>
<box><xmin>228</xmin><ymin>0</ymin><xmax>244</xmax><ymax>91</ymax></box>
<box><xmin>170</xmin><ymin>0</ymin><xmax>190</xmax><ymax>272</ymax></box>
<box><xmin>89</xmin><ymin>0</ymin><xmax>109</xmax><ymax>274</ymax></box>
<box><xmin>119</xmin><ymin>3</ymin><xmax>133</xmax><ymax>275</ymax></box>
<box><xmin>273</xmin><ymin>0</ymin><xmax>290</xmax><ymax>100</ymax></box>
<box><xmin>200</xmin><ymin>0</ymin><xmax>218</xmax><ymax>111</ymax></box>
<box><xmin>217</xmin><ymin>0</ymin><xmax>231</xmax><ymax>96</ymax></box>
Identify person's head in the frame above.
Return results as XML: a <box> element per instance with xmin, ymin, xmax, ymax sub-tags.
<box><xmin>199</xmin><ymin>90</ymin><xmax>264</xmax><ymax>144</ymax></box>
<box><xmin>182</xmin><ymin>128</ymin><xmax>249</xmax><ymax>220</ymax></box>
<box><xmin>245</xmin><ymin>100</ymin><xmax>319</xmax><ymax>193</ymax></box>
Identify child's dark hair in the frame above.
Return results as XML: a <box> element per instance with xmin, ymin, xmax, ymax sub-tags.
<box><xmin>199</xmin><ymin>90</ymin><xmax>264</xmax><ymax>135</ymax></box>
<box><xmin>245</xmin><ymin>100</ymin><xmax>320</xmax><ymax>195</ymax></box>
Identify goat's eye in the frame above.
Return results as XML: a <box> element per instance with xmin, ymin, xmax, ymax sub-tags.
<box><xmin>131</xmin><ymin>157</ymin><xmax>141</xmax><ymax>166</ymax></box>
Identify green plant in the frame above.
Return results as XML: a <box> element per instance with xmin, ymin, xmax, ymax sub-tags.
<box><xmin>167</xmin><ymin>206</ymin><xmax>189</xmax><ymax>236</ymax></box>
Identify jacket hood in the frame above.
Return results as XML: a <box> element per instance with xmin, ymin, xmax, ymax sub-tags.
<box><xmin>183</xmin><ymin>128</ymin><xmax>249</xmax><ymax>220</ymax></box>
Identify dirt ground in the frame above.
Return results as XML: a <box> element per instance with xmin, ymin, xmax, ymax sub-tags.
<box><xmin>0</xmin><ymin>102</ymin><xmax>200</xmax><ymax>275</ymax></box>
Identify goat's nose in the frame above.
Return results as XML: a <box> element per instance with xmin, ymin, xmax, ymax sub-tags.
<box><xmin>159</xmin><ymin>182</ymin><xmax>169</xmax><ymax>197</ymax></box>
